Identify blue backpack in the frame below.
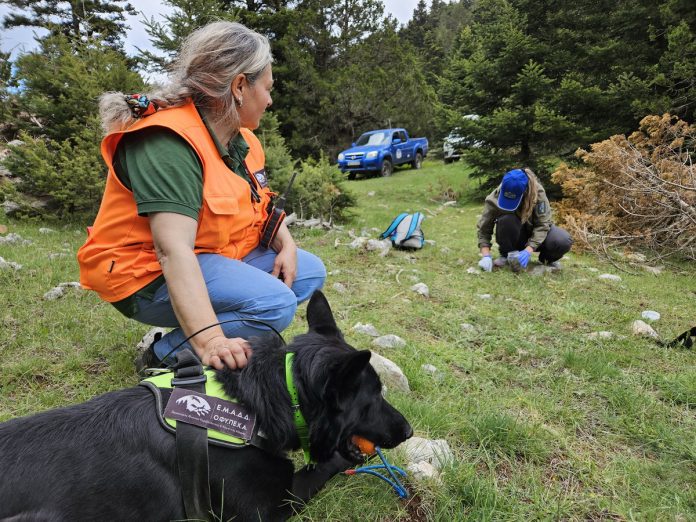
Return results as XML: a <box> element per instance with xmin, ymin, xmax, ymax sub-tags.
<box><xmin>379</xmin><ymin>212</ymin><xmax>425</xmax><ymax>250</ymax></box>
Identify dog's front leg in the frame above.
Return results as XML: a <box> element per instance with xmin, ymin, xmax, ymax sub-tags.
<box><xmin>290</xmin><ymin>452</ymin><xmax>353</xmax><ymax>505</ymax></box>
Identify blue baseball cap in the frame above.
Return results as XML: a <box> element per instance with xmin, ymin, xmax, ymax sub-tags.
<box><xmin>497</xmin><ymin>169</ymin><xmax>528</xmax><ymax>211</ymax></box>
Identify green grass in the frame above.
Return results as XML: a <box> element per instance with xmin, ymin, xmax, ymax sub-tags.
<box><xmin>1</xmin><ymin>160</ymin><xmax>694</xmax><ymax>520</ymax></box>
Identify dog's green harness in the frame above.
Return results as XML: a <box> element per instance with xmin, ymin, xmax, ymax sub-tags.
<box><xmin>141</xmin><ymin>369</ymin><xmax>249</xmax><ymax>447</ymax></box>
<box><xmin>138</xmin><ymin>350</ymin><xmax>312</xmax><ymax>522</ymax></box>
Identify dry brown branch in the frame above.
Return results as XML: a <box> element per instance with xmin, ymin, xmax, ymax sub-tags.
<box><xmin>552</xmin><ymin>114</ymin><xmax>696</xmax><ymax>262</ymax></box>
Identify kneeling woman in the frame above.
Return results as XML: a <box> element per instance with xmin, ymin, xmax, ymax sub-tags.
<box><xmin>78</xmin><ymin>22</ymin><xmax>326</xmax><ymax>371</ymax></box>
<box><xmin>477</xmin><ymin>168</ymin><xmax>572</xmax><ymax>272</ymax></box>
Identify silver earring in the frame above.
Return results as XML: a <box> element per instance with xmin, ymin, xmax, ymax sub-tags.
<box><xmin>235</xmin><ymin>97</ymin><xmax>243</xmax><ymax>108</ymax></box>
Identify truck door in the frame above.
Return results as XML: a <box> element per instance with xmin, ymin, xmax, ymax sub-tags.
<box><xmin>398</xmin><ymin>131</ymin><xmax>411</xmax><ymax>163</ymax></box>
<box><xmin>392</xmin><ymin>130</ymin><xmax>408</xmax><ymax>165</ymax></box>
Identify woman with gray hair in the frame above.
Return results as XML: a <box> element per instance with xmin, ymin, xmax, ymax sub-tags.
<box><xmin>78</xmin><ymin>21</ymin><xmax>326</xmax><ymax>372</ymax></box>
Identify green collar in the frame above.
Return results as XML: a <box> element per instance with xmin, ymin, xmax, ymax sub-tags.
<box><xmin>195</xmin><ymin>106</ymin><xmax>250</xmax><ymax>176</ymax></box>
<box><xmin>285</xmin><ymin>352</ymin><xmax>312</xmax><ymax>464</ymax></box>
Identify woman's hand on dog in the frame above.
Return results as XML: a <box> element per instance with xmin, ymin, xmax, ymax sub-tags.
<box><xmin>199</xmin><ymin>336</ymin><xmax>251</xmax><ymax>370</ymax></box>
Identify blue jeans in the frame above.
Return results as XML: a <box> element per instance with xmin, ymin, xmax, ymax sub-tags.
<box><xmin>132</xmin><ymin>247</ymin><xmax>326</xmax><ymax>361</ymax></box>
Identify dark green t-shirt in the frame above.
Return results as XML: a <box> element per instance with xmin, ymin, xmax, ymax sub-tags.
<box><xmin>110</xmin><ymin>122</ymin><xmax>250</xmax><ymax>317</ymax></box>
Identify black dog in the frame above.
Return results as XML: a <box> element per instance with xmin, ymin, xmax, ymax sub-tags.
<box><xmin>0</xmin><ymin>291</ymin><xmax>412</xmax><ymax>521</ymax></box>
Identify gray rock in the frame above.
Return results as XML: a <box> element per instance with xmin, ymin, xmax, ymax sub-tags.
<box><xmin>0</xmin><ymin>233</ymin><xmax>32</xmax><ymax>246</ymax></box>
<box><xmin>38</xmin><ymin>227</ymin><xmax>55</xmax><ymax>234</ymax></box>
<box><xmin>352</xmin><ymin>322</ymin><xmax>380</xmax><ymax>337</ymax></box>
<box><xmin>632</xmin><ymin>320</ymin><xmax>659</xmax><ymax>339</ymax></box>
<box><xmin>460</xmin><ymin>323</ymin><xmax>475</xmax><ymax>332</ymax></box>
<box><xmin>598</xmin><ymin>273</ymin><xmax>622</xmax><ymax>282</ymax></box>
<box><xmin>367</xmin><ymin>191</ymin><xmax>375</xmax><ymax>197</ymax></box>
<box><xmin>348</xmin><ymin>237</ymin><xmax>367</xmax><ymax>249</ymax></box>
<box><xmin>301</xmin><ymin>218</ymin><xmax>321</xmax><ymax>228</ymax></box>
<box><xmin>402</xmin><ymin>437</ymin><xmax>453</xmax><ymax>470</ymax></box>
<box><xmin>331</xmin><ymin>282</ymin><xmax>347</xmax><ymax>294</ymax></box>
<box><xmin>530</xmin><ymin>264</ymin><xmax>559</xmax><ymax>276</ymax></box>
<box><xmin>586</xmin><ymin>267</ymin><xmax>600</xmax><ymax>273</ymax></box>
<box><xmin>369</xmin><ymin>351</ymin><xmax>410</xmax><ymax>393</ymax></box>
<box><xmin>48</xmin><ymin>252</ymin><xmax>68</xmax><ymax>260</ymax></box>
<box><xmin>477</xmin><ymin>293</ymin><xmax>492</xmax><ymax>299</ymax></box>
<box><xmin>641</xmin><ymin>310</ymin><xmax>660</xmax><ymax>321</ymax></box>
<box><xmin>406</xmin><ymin>461</ymin><xmax>440</xmax><ymax>482</ymax></box>
<box><xmin>372</xmin><ymin>334</ymin><xmax>406</xmax><ymax>349</ymax></box>
<box><xmin>466</xmin><ymin>267</ymin><xmax>479</xmax><ymax>274</ymax></box>
<box><xmin>410</xmin><ymin>282</ymin><xmax>429</xmax><ymax>297</ymax></box>
<box><xmin>643</xmin><ymin>265</ymin><xmax>663</xmax><ymax>275</ymax></box>
<box><xmin>421</xmin><ymin>364</ymin><xmax>438</xmax><ymax>374</ymax></box>
<box><xmin>587</xmin><ymin>331</ymin><xmax>614</xmax><ymax>340</ymax></box>
<box><xmin>43</xmin><ymin>282</ymin><xmax>82</xmax><ymax>300</ymax></box>
<box><xmin>2</xmin><ymin>201</ymin><xmax>21</xmax><ymax>215</ymax></box>
<box><xmin>624</xmin><ymin>252</ymin><xmax>647</xmax><ymax>263</ymax></box>
<box><xmin>365</xmin><ymin>239</ymin><xmax>390</xmax><ymax>256</ymax></box>
<box><xmin>0</xmin><ymin>256</ymin><xmax>22</xmax><ymax>270</ymax></box>
<box><xmin>284</xmin><ymin>212</ymin><xmax>297</xmax><ymax>226</ymax></box>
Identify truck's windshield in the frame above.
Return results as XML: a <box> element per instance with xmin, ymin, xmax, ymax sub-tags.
<box><xmin>356</xmin><ymin>131</ymin><xmax>390</xmax><ymax>146</ymax></box>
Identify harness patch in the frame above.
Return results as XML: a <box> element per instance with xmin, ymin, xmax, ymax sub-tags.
<box><xmin>164</xmin><ymin>387</ymin><xmax>256</xmax><ymax>441</ymax></box>
<box><xmin>253</xmin><ymin>169</ymin><xmax>268</xmax><ymax>188</ymax></box>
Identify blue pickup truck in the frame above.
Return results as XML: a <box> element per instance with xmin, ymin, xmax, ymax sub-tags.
<box><xmin>337</xmin><ymin>128</ymin><xmax>428</xmax><ymax>178</ymax></box>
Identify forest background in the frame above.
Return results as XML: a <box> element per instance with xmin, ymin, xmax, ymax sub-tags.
<box><xmin>0</xmin><ymin>0</ymin><xmax>694</xmax><ymax>257</ymax></box>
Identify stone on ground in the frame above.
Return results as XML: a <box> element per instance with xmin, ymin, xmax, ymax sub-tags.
<box><xmin>352</xmin><ymin>322</ymin><xmax>380</xmax><ymax>337</ymax></box>
<box><xmin>369</xmin><ymin>351</ymin><xmax>409</xmax><ymax>393</ymax></box>
<box><xmin>632</xmin><ymin>320</ymin><xmax>659</xmax><ymax>339</ymax></box>
<box><xmin>372</xmin><ymin>334</ymin><xmax>406</xmax><ymax>349</ymax></box>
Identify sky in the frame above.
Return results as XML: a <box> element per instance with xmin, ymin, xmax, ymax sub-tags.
<box><xmin>0</xmin><ymin>1</ymin><xmax>425</xmax><ymax>59</ymax></box>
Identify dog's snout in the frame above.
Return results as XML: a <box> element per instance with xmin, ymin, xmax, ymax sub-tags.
<box><xmin>404</xmin><ymin>424</ymin><xmax>414</xmax><ymax>440</ymax></box>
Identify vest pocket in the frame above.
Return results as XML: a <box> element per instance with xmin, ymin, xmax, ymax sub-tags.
<box><xmin>132</xmin><ymin>243</ymin><xmax>162</xmax><ymax>277</ymax></box>
<box><xmin>199</xmin><ymin>194</ymin><xmax>240</xmax><ymax>250</ymax></box>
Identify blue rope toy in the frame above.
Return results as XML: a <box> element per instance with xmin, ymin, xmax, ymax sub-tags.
<box><xmin>344</xmin><ymin>446</ymin><xmax>409</xmax><ymax>499</ymax></box>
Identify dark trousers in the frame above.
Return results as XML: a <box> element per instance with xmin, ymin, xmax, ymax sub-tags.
<box><xmin>495</xmin><ymin>214</ymin><xmax>572</xmax><ymax>263</ymax></box>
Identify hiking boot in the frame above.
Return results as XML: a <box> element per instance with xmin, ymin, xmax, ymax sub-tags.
<box><xmin>493</xmin><ymin>256</ymin><xmax>507</xmax><ymax>268</ymax></box>
<box><xmin>548</xmin><ymin>260</ymin><xmax>562</xmax><ymax>271</ymax></box>
<box><xmin>135</xmin><ymin>327</ymin><xmax>166</xmax><ymax>377</ymax></box>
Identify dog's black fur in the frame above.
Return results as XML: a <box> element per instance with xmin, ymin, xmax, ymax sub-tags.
<box><xmin>0</xmin><ymin>291</ymin><xmax>412</xmax><ymax>521</ymax></box>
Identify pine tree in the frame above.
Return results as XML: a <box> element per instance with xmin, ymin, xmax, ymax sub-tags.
<box><xmin>0</xmin><ymin>0</ymin><xmax>136</xmax><ymax>48</ymax></box>
<box><xmin>441</xmin><ymin>0</ymin><xmax>579</xmax><ymax>188</ymax></box>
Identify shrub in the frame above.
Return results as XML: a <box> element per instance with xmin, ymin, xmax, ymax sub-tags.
<box><xmin>3</xmin><ymin>120</ymin><xmax>106</xmax><ymax>219</ymax></box>
<box><xmin>552</xmin><ymin>114</ymin><xmax>696</xmax><ymax>260</ymax></box>
<box><xmin>275</xmin><ymin>154</ymin><xmax>355</xmax><ymax>223</ymax></box>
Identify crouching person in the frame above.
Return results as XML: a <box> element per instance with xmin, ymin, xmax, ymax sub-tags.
<box><xmin>477</xmin><ymin>168</ymin><xmax>572</xmax><ymax>272</ymax></box>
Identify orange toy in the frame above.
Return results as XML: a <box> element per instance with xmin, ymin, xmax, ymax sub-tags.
<box><xmin>351</xmin><ymin>435</ymin><xmax>376</xmax><ymax>456</ymax></box>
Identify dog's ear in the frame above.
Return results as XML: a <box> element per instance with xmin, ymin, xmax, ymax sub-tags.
<box><xmin>333</xmin><ymin>350</ymin><xmax>372</xmax><ymax>387</ymax></box>
<box><xmin>307</xmin><ymin>290</ymin><xmax>341</xmax><ymax>337</ymax></box>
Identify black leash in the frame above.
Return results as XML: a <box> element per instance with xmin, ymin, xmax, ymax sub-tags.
<box><xmin>158</xmin><ymin>318</ymin><xmax>286</xmax><ymax>367</ymax></box>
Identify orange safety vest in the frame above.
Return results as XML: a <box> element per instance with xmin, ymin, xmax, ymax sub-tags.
<box><xmin>77</xmin><ymin>102</ymin><xmax>273</xmax><ymax>303</ymax></box>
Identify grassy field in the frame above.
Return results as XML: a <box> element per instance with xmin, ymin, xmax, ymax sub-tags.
<box><xmin>1</xmin><ymin>160</ymin><xmax>694</xmax><ymax>520</ymax></box>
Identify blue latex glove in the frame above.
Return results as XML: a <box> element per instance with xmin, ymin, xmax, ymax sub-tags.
<box><xmin>518</xmin><ymin>249</ymin><xmax>531</xmax><ymax>268</ymax></box>
<box><xmin>478</xmin><ymin>255</ymin><xmax>493</xmax><ymax>272</ymax></box>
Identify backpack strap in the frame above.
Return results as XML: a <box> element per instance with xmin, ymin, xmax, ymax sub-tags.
<box><xmin>404</xmin><ymin>212</ymin><xmax>422</xmax><ymax>243</ymax></box>
<box><xmin>379</xmin><ymin>212</ymin><xmax>409</xmax><ymax>240</ymax></box>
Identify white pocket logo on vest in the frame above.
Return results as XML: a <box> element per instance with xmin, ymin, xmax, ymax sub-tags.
<box><xmin>176</xmin><ymin>394</ymin><xmax>212</xmax><ymax>417</ymax></box>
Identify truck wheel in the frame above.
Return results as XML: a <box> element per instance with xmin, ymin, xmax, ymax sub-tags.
<box><xmin>380</xmin><ymin>159</ymin><xmax>393</xmax><ymax>177</ymax></box>
<box><xmin>411</xmin><ymin>152</ymin><xmax>423</xmax><ymax>169</ymax></box>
